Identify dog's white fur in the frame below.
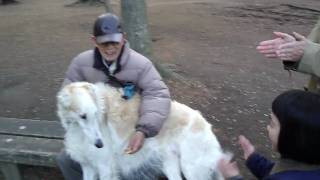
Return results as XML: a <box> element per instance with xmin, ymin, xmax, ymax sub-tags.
<box><xmin>57</xmin><ymin>82</ymin><xmax>227</xmax><ymax>180</ymax></box>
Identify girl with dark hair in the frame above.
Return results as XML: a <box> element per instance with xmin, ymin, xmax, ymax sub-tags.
<box><xmin>218</xmin><ymin>89</ymin><xmax>320</xmax><ymax>180</ymax></box>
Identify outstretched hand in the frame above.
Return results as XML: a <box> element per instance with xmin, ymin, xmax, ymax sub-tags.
<box><xmin>125</xmin><ymin>131</ymin><xmax>145</xmax><ymax>154</ymax></box>
<box><xmin>257</xmin><ymin>31</ymin><xmax>307</xmax><ymax>62</ymax></box>
<box><xmin>217</xmin><ymin>136</ymin><xmax>255</xmax><ymax>179</ymax></box>
<box><xmin>276</xmin><ymin>32</ymin><xmax>307</xmax><ymax>61</ymax></box>
<box><xmin>256</xmin><ymin>32</ymin><xmax>296</xmax><ymax>58</ymax></box>
<box><xmin>239</xmin><ymin>135</ymin><xmax>255</xmax><ymax>160</ymax></box>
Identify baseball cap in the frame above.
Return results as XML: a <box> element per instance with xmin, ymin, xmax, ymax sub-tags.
<box><xmin>93</xmin><ymin>13</ymin><xmax>123</xmax><ymax>43</ymax></box>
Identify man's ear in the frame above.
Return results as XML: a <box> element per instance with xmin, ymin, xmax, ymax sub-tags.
<box><xmin>91</xmin><ymin>35</ymin><xmax>98</xmax><ymax>47</ymax></box>
<box><xmin>120</xmin><ymin>33</ymin><xmax>126</xmax><ymax>45</ymax></box>
<box><xmin>122</xmin><ymin>32</ymin><xmax>127</xmax><ymax>40</ymax></box>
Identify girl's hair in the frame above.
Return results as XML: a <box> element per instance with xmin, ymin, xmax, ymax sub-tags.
<box><xmin>272</xmin><ymin>89</ymin><xmax>320</xmax><ymax>164</ymax></box>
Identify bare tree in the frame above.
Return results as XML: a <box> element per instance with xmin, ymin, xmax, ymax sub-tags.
<box><xmin>121</xmin><ymin>0</ymin><xmax>152</xmax><ymax>58</ymax></box>
<box><xmin>121</xmin><ymin>0</ymin><xmax>177</xmax><ymax>79</ymax></box>
<box><xmin>104</xmin><ymin>0</ymin><xmax>113</xmax><ymax>13</ymax></box>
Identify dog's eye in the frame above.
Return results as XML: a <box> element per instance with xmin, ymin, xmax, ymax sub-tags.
<box><xmin>80</xmin><ymin>114</ymin><xmax>87</xmax><ymax>120</ymax></box>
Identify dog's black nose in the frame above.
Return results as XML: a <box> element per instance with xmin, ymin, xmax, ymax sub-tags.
<box><xmin>95</xmin><ymin>139</ymin><xmax>104</xmax><ymax>148</ymax></box>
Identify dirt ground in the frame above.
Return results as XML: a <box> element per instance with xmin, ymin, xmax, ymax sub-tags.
<box><xmin>0</xmin><ymin>0</ymin><xmax>319</xmax><ymax>179</ymax></box>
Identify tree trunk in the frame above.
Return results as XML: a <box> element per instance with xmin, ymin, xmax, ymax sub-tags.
<box><xmin>104</xmin><ymin>0</ymin><xmax>113</xmax><ymax>13</ymax></box>
<box><xmin>121</xmin><ymin>0</ymin><xmax>178</xmax><ymax>79</ymax></box>
<box><xmin>121</xmin><ymin>0</ymin><xmax>152</xmax><ymax>58</ymax></box>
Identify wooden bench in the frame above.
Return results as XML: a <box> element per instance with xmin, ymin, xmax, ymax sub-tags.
<box><xmin>0</xmin><ymin>117</ymin><xmax>64</xmax><ymax>180</ymax></box>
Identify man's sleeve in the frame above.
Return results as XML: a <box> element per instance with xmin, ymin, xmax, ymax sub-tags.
<box><xmin>297</xmin><ymin>41</ymin><xmax>320</xmax><ymax>77</ymax></box>
<box><xmin>246</xmin><ymin>153</ymin><xmax>275</xmax><ymax>180</ymax></box>
<box><xmin>135</xmin><ymin>61</ymin><xmax>171</xmax><ymax>138</ymax></box>
<box><xmin>295</xmin><ymin>18</ymin><xmax>320</xmax><ymax>77</ymax></box>
<box><xmin>307</xmin><ymin>18</ymin><xmax>320</xmax><ymax>43</ymax></box>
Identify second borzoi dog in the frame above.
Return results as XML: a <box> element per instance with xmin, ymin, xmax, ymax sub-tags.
<box><xmin>57</xmin><ymin>82</ymin><xmax>227</xmax><ymax>180</ymax></box>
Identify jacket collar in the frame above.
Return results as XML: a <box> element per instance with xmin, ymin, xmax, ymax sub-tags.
<box><xmin>93</xmin><ymin>41</ymin><xmax>130</xmax><ymax>74</ymax></box>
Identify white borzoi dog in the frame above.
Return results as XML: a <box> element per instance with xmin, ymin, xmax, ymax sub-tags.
<box><xmin>57</xmin><ymin>82</ymin><xmax>227</xmax><ymax>180</ymax></box>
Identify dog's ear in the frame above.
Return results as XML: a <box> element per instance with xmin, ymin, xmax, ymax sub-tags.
<box><xmin>57</xmin><ymin>88</ymin><xmax>71</xmax><ymax>109</ymax></box>
<box><xmin>85</xmin><ymin>83</ymin><xmax>99</xmax><ymax>104</ymax></box>
<box><xmin>57</xmin><ymin>89</ymin><xmax>73</xmax><ymax>129</ymax></box>
<box><xmin>86</xmin><ymin>83</ymin><xmax>106</xmax><ymax>115</ymax></box>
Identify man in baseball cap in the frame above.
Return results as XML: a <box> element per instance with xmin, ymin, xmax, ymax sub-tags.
<box><xmin>93</xmin><ymin>13</ymin><xmax>123</xmax><ymax>43</ymax></box>
<box><xmin>91</xmin><ymin>13</ymin><xmax>125</xmax><ymax>62</ymax></box>
<box><xmin>57</xmin><ymin>13</ymin><xmax>171</xmax><ymax>180</ymax></box>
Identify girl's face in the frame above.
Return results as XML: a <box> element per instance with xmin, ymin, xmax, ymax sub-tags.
<box><xmin>267</xmin><ymin>113</ymin><xmax>280</xmax><ymax>151</ymax></box>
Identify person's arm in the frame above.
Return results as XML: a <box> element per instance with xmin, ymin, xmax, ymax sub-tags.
<box><xmin>227</xmin><ymin>176</ymin><xmax>244</xmax><ymax>180</ymax></box>
<box><xmin>245</xmin><ymin>153</ymin><xmax>275</xmax><ymax>180</ymax></box>
<box><xmin>257</xmin><ymin>31</ymin><xmax>320</xmax><ymax>78</ymax></box>
<box><xmin>297</xmin><ymin>41</ymin><xmax>320</xmax><ymax>77</ymax></box>
<box><xmin>238</xmin><ymin>135</ymin><xmax>274</xmax><ymax>179</ymax></box>
<box><xmin>135</xmin><ymin>61</ymin><xmax>171</xmax><ymax>137</ymax></box>
<box><xmin>307</xmin><ymin>18</ymin><xmax>320</xmax><ymax>43</ymax></box>
<box><xmin>124</xmin><ymin>61</ymin><xmax>171</xmax><ymax>154</ymax></box>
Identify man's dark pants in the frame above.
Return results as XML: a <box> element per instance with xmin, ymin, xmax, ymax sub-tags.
<box><xmin>56</xmin><ymin>150</ymin><xmax>83</xmax><ymax>180</ymax></box>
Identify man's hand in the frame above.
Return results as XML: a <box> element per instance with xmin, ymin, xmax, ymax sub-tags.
<box><xmin>257</xmin><ymin>31</ymin><xmax>296</xmax><ymax>58</ymax></box>
<box><xmin>276</xmin><ymin>32</ymin><xmax>307</xmax><ymax>61</ymax></box>
<box><xmin>257</xmin><ymin>31</ymin><xmax>307</xmax><ymax>62</ymax></box>
<box><xmin>125</xmin><ymin>131</ymin><xmax>145</xmax><ymax>154</ymax></box>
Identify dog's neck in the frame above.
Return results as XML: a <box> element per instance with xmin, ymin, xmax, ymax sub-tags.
<box><xmin>96</xmin><ymin>83</ymin><xmax>141</xmax><ymax>141</ymax></box>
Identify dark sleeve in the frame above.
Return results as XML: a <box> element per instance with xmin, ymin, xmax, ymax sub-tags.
<box><xmin>226</xmin><ymin>175</ymin><xmax>244</xmax><ymax>180</ymax></box>
<box><xmin>246</xmin><ymin>153</ymin><xmax>275</xmax><ymax>180</ymax></box>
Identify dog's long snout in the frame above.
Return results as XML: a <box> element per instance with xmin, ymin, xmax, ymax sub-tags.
<box><xmin>95</xmin><ymin>139</ymin><xmax>104</xmax><ymax>148</ymax></box>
